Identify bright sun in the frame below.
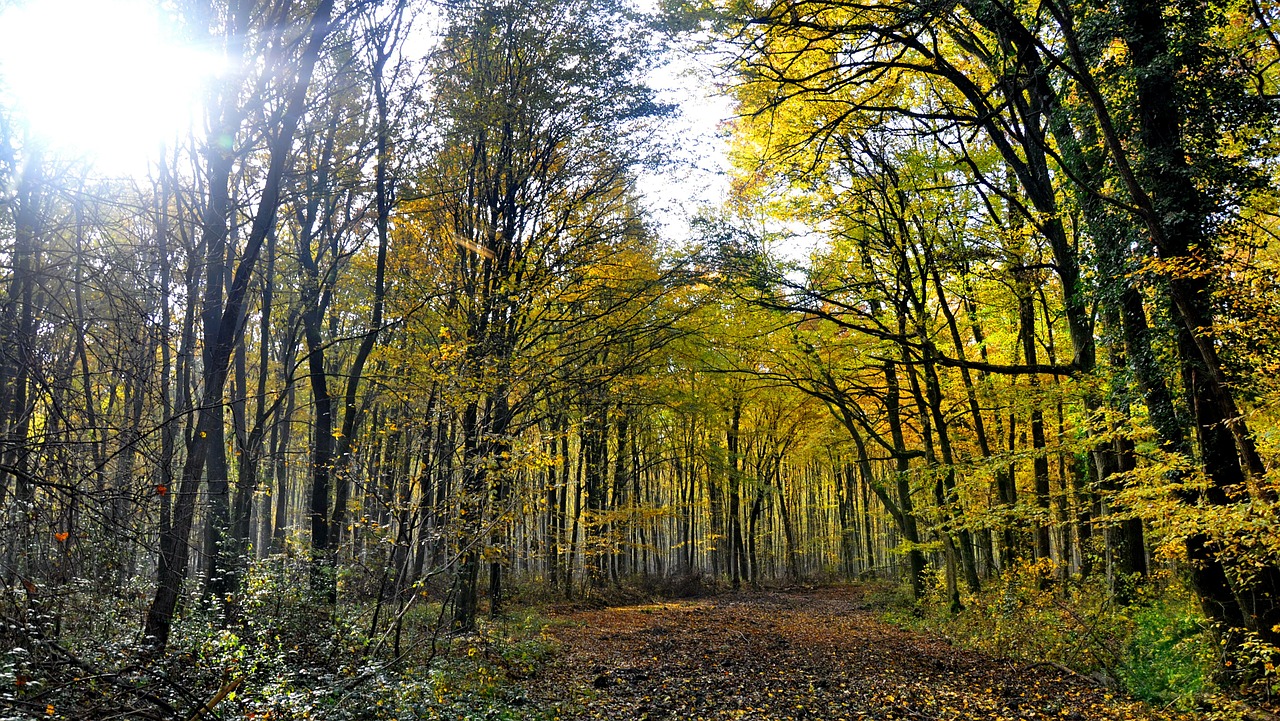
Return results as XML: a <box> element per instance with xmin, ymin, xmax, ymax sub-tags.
<box><xmin>0</xmin><ymin>0</ymin><xmax>220</xmax><ymax>174</ymax></box>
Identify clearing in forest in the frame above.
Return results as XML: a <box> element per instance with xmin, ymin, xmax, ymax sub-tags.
<box><xmin>525</xmin><ymin>586</ymin><xmax>1181</xmax><ymax>721</ymax></box>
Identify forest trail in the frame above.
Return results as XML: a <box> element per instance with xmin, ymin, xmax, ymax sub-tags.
<box><xmin>526</xmin><ymin>586</ymin><xmax>1181</xmax><ymax>721</ymax></box>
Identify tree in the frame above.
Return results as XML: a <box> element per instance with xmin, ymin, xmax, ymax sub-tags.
<box><xmin>145</xmin><ymin>0</ymin><xmax>336</xmax><ymax>649</ymax></box>
<box><xmin>411</xmin><ymin>0</ymin><xmax>664</xmax><ymax>629</ymax></box>
<box><xmin>717</xmin><ymin>0</ymin><xmax>1280</xmax><ymax>650</ymax></box>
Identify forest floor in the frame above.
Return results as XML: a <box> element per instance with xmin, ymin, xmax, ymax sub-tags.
<box><xmin>520</xmin><ymin>585</ymin><xmax>1187</xmax><ymax>721</ymax></box>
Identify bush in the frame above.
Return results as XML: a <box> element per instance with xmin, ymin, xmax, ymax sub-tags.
<box><xmin>1117</xmin><ymin>596</ymin><xmax>1215</xmax><ymax>706</ymax></box>
<box><xmin>168</xmin><ymin>555</ymin><xmax>561</xmax><ymax>720</ymax></box>
<box><xmin>4</xmin><ymin>552</ymin><xmax>560</xmax><ymax>720</ymax></box>
<box><xmin>886</xmin><ymin>563</ymin><xmax>1220</xmax><ymax>712</ymax></box>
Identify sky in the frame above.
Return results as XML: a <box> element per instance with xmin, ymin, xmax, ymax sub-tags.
<box><xmin>0</xmin><ymin>0</ymin><xmax>738</xmax><ymax>247</ymax></box>
<box><xmin>634</xmin><ymin>34</ymin><xmax>737</xmax><ymax>245</ymax></box>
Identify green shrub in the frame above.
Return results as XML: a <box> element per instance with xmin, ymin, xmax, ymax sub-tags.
<box><xmin>886</xmin><ymin>563</ymin><xmax>1222</xmax><ymax>711</ymax></box>
<box><xmin>1117</xmin><ymin>597</ymin><xmax>1215</xmax><ymax>707</ymax></box>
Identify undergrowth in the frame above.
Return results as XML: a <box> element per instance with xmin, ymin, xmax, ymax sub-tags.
<box><xmin>882</xmin><ymin>561</ymin><xmax>1254</xmax><ymax>716</ymax></box>
<box><xmin>2</xmin><ymin>553</ymin><xmax>560</xmax><ymax>720</ymax></box>
<box><xmin>174</xmin><ymin>557</ymin><xmax>561</xmax><ymax>720</ymax></box>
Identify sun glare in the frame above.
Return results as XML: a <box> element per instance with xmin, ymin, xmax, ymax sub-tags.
<box><xmin>0</xmin><ymin>0</ymin><xmax>220</xmax><ymax>174</ymax></box>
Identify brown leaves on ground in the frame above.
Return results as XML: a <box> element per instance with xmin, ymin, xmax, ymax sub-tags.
<box><xmin>524</xmin><ymin>586</ymin><xmax>1183</xmax><ymax>721</ymax></box>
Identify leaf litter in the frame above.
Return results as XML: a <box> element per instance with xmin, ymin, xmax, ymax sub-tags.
<box><xmin>522</xmin><ymin>586</ymin><xmax>1185</xmax><ymax>720</ymax></box>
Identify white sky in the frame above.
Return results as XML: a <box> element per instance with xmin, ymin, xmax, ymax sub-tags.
<box><xmin>0</xmin><ymin>0</ymin><xmax>742</xmax><ymax>250</ymax></box>
<box><xmin>631</xmin><ymin>18</ymin><xmax>816</xmax><ymax>263</ymax></box>
<box><xmin>635</xmin><ymin>41</ymin><xmax>736</xmax><ymax>246</ymax></box>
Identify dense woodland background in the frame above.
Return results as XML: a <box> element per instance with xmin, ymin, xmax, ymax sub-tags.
<box><xmin>3</xmin><ymin>0</ymin><xmax>1280</xmax><ymax>717</ymax></box>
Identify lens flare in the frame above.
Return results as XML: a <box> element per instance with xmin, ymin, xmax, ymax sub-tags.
<box><xmin>0</xmin><ymin>0</ymin><xmax>221</xmax><ymax>173</ymax></box>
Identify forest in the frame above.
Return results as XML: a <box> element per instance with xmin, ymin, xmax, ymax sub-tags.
<box><xmin>2</xmin><ymin>0</ymin><xmax>1280</xmax><ymax>718</ymax></box>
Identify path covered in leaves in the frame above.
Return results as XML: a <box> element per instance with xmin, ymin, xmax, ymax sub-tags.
<box><xmin>526</xmin><ymin>587</ymin><xmax>1182</xmax><ymax>720</ymax></box>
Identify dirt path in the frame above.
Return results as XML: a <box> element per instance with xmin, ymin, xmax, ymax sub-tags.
<box><xmin>526</xmin><ymin>587</ymin><xmax>1182</xmax><ymax>720</ymax></box>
